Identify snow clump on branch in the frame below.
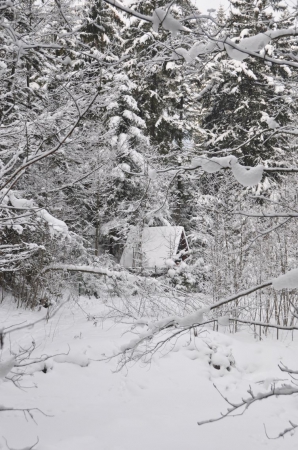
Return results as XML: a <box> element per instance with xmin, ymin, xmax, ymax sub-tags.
<box><xmin>190</xmin><ymin>155</ymin><xmax>264</xmax><ymax>187</ymax></box>
<box><xmin>224</xmin><ymin>33</ymin><xmax>271</xmax><ymax>62</ymax></box>
<box><xmin>171</xmin><ymin>32</ymin><xmax>272</xmax><ymax>64</ymax></box>
<box><xmin>5</xmin><ymin>191</ymin><xmax>68</xmax><ymax>237</ymax></box>
<box><xmin>172</xmin><ymin>41</ymin><xmax>224</xmax><ymax>63</ymax></box>
<box><xmin>272</xmin><ymin>269</ymin><xmax>298</xmax><ymax>290</ymax></box>
<box><xmin>152</xmin><ymin>8</ymin><xmax>191</xmax><ymax>37</ymax></box>
<box><xmin>231</xmin><ymin>162</ymin><xmax>264</xmax><ymax>187</ymax></box>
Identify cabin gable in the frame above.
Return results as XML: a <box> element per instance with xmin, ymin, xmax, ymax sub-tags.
<box><xmin>120</xmin><ymin>226</ymin><xmax>189</xmax><ymax>269</ymax></box>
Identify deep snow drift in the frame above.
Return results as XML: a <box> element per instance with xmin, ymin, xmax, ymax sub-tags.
<box><xmin>1</xmin><ymin>296</ymin><xmax>298</xmax><ymax>450</ymax></box>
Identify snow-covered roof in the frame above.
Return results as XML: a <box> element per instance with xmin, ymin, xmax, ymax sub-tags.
<box><xmin>120</xmin><ymin>226</ymin><xmax>189</xmax><ymax>269</ymax></box>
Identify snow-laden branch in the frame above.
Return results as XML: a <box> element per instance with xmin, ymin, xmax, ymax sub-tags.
<box><xmin>217</xmin><ymin>29</ymin><xmax>298</xmax><ymax>67</ymax></box>
<box><xmin>0</xmin><ymin>21</ymin><xmax>62</xmax><ymax>51</ymax></box>
<box><xmin>0</xmin><ymin>190</ymin><xmax>68</xmax><ymax>236</ymax></box>
<box><xmin>102</xmin><ymin>0</ymin><xmax>152</xmax><ymax>22</ymax></box>
<box><xmin>229</xmin><ymin>317</ymin><xmax>298</xmax><ymax>331</ymax></box>
<box><xmin>153</xmin><ymin>157</ymin><xmax>298</xmax><ymax>189</ymax></box>
<box><xmin>197</xmin><ymin>363</ymin><xmax>298</xmax><ymax>437</ymax></box>
<box><xmin>0</xmin><ymin>91</ymin><xmax>100</xmax><ymax>191</ymax></box>
<box><xmin>158</xmin><ymin>162</ymin><xmax>298</xmax><ymax>176</ymax></box>
<box><xmin>41</xmin><ymin>264</ymin><xmax>136</xmax><ymax>281</ymax></box>
<box><xmin>210</xmin><ymin>280</ymin><xmax>273</xmax><ymax>311</ymax></box>
<box><xmin>103</xmin><ymin>0</ymin><xmax>192</xmax><ymax>36</ymax></box>
<box><xmin>197</xmin><ymin>384</ymin><xmax>298</xmax><ymax>426</ymax></box>
<box><xmin>146</xmin><ymin>272</ymin><xmax>298</xmax><ymax>332</ymax></box>
<box><xmin>2</xmin><ymin>300</ymin><xmax>68</xmax><ymax>337</ymax></box>
<box><xmin>116</xmin><ymin>267</ymin><xmax>298</xmax><ymax>355</ymax></box>
<box><xmin>265</xmin><ymin>421</ymin><xmax>298</xmax><ymax>439</ymax></box>
<box><xmin>0</xmin><ymin>405</ymin><xmax>48</xmax><ymax>416</ymax></box>
<box><xmin>126</xmin><ymin>156</ymin><xmax>265</xmax><ymax>187</ymax></box>
<box><xmin>119</xmin><ymin>319</ymin><xmax>216</xmax><ymax>354</ymax></box>
<box><xmin>173</xmin><ymin>31</ymin><xmax>298</xmax><ymax>68</ymax></box>
<box><xmin>131</xmin><ymin>276</ymin><xmax>298</xmax><ymax>343</ymax></box>
<box><xmin>235</xmin><ymin>211</ymin><xmax>298</xmax><ymax>218</ymax></box>
<box><xmin>3</xmin><ymin>436</ymin><xmax>39</xmax><ymax>450</ymax></box>
<box><xmin>279</xmin><ymin>362</ymin><xmax>298</xmax><ymax>375</ymax></box>
<box><xmin>0</xmin><ymin>1</ymin><xmax>13</xmax><ymax>10</ymax></box>
<box><xmin>102</xmin><ymin>0</ymin><xmax>298</xmax><ymax>44</ymax></box>
<box><xmin>100</xmin><ymin>1</ymin><xmax>298</xmax><ymax>67</ymax></box>
<box><xmin>119</xmin><ymin>282</ymin><xmax>273</xmax><ymax>351</ymax></box>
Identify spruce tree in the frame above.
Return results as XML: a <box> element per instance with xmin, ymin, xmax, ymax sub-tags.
<box><xmin>118</xmin><ymin>0</ymin><xmax>205</xmax><ymax>236</ymax></box>
<box><xmin>197</xmin><ymin>0</ymin><xmax>297</xmax><ymax>167</ymax></box>
<box><xmin>121</xmin><ymin>0</ymin><xmax>201</xmax><ymax>156</ymax></box>
<box><xmin>80</xmin><ymin>0</ymin><xmax>125</xmax><ymax>54</ymax></box>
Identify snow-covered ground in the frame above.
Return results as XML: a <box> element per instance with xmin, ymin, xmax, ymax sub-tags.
<box><xmin>1</xmin><ymin>297</ymin><xmax>298</xmax><ymax>450</ymax></box>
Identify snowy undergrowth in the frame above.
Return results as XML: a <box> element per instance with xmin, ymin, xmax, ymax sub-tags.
<box><xmin>1</xmin><ymin>297</ymin><xmax>298</xmax><ymax>450</ymax></box>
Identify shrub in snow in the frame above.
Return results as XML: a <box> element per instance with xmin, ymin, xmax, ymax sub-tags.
<box><xmin>168</xmin><ymin>268</ymin><xmax>176</xmax><ymax>278</ymax></box>
<box><xmin>208</xmin><ymin>345</ymin><xmax>235</xmax><ymax>373</ymax></box>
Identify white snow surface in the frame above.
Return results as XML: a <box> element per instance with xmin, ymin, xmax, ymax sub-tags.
<box><xmin>2</xmin><ymin>297</ymin><xmax>298</xmax><ymax>450</ymax></box>
<box><xmin>0</xmin><ymin>357</ymin><xmax>15</xmax><ymax>379</ymax></box>
<box><xmin>54</xmin><ymin>351</ymin><xmax>89</xmax><ymax>367</ymax></box>
<box><xmin>272</xmin><ymin>268</ymin><xmax>298</xmax><ymax>290</ymax></box>
<box><xmin>218</xmin><ymin>316</ymin><xmax>230</xmax><ymax>326</ymax></box>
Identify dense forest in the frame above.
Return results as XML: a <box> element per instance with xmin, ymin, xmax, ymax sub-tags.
<box><xmin>3</xmin><ymin>0</ymin><xmax>298</xmax><ymax>446</ymax></box>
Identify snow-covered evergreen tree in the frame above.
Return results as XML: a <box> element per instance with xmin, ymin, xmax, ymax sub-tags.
<box><xmin>197</xmin><ymin>0</ymin><xmax>297</xmax><ymax>167</ymax></box>
<box><xmin>80</xmin><ymin>0</ymin><xmax>125</xmax><ymax>53</ymax></box>
<box><xmin>121</xmin><ymin>0</ymin><xmax>200</xmax><ymax>156</ymax></box>
<box><xmin>95</xmin><ymin>72</ymin><xmax>151</xmax><ymax>257</ymax></box>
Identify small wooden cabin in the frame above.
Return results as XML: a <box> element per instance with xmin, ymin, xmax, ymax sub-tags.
<box><xmin>120</xmin><ymin>226</ymin><xmax>189</xmax><ymax>270</ymax></box>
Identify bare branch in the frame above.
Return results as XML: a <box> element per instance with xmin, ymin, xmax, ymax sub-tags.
<box><xmin>3</xmin><ymin>436</ymin><xmax>39</xmax><ymax>450</ymax></box>
<box><xmin>0</xmin><ymin>91</ymin><xmax>100</xmax><ymax>191</ymax></box>
<box><xmin>210</xmin><ymin>281</ymin><xmax>272</xmax><ymax>311</ymax></box>
<box><xmin>41</xmin><ymin>264</ymin><xmax>135</xmax><ymax>281</ymax></box>
<box><xmin>230</xmin><ymin>318</ymin><xmax>298</xmax><ymax>332</ymax></box>
<box><xmin>279</xmin><ymin>362</ymin><xmax>298</xmax><ymax>375</ymax></box>
<box><xmin>264</xmin><ymin>421</ymin><xmax>298</xmax><ymax>439</ymax></box>
<box><xmin>3</xmin><ymin>300</ymin><xmax>68</xmax><ymax>337</ymax></box>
